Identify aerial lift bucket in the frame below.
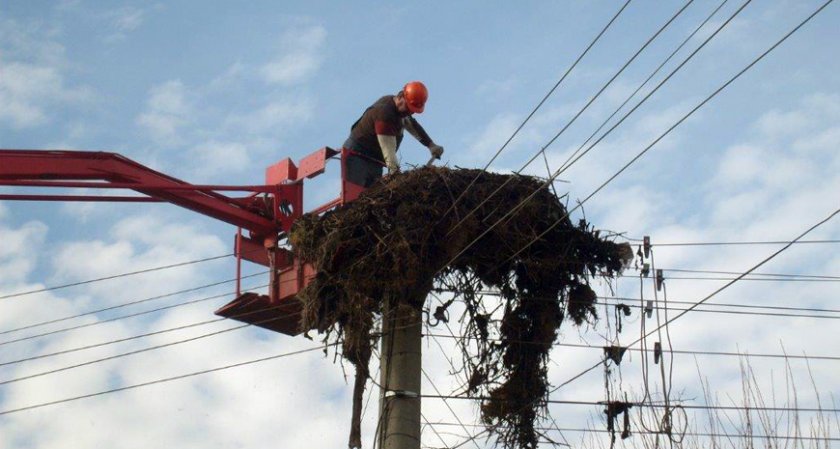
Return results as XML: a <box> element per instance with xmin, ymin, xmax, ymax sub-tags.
<box><xmin>215</xmin><ymin>292</ymin><xmax>303</xmax><ymax>336</ymax></box>
<box><xmin>214</xmin><ymin>230</ymin><xmax>316</xmax><ymax>336</ymax></box>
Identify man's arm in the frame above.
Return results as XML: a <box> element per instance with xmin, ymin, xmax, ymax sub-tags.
<box><xmin>404</xmin><ymin>117</ymin><xmax>443</xmax><ymax>159</ymax></box>
<box><xmin>403</xmin><ymin>117</ymin><xmax>433</xmax><ymax>146</ymax></box>
<box><xmin>373</xmin><ymin>117</ymin><xmax>402</xmax><ymax>173</ymax></box>
<box><xmin>376</xmin><ymin>134</ymin><xmax>399</xmax><ymax>173</ymax></box>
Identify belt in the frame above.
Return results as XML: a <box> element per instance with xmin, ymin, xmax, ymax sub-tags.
<box><xmin>343</xmin><ymin>138</ymin><xmax>386</xmax><ymax>166</ymax></box>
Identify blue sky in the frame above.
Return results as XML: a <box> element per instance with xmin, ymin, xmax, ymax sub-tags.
<box><xmin>1</xmin><ymin>1</ymin><xmax>839</xmax><ymax>448</ymax></box>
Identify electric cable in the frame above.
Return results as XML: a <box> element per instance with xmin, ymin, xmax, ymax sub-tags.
<box><xmin>603</xmin><ymin>294</ymin><xmax>840</xmax><ymax>314</ymax></box>
<box><xmin>447</xmin><ymin>0</ymin><xmax>704</xmax><ymax>237</ymax></box>
<box><xmin>421</xmin><ymin>367</ymin><xmax>482</xmax><ymax>449</ymax></box>
<box><xmin>656</xmin><ymin>268</ymin><xmax>840</xmax><ymax>280</ymax></box>
<box><xmin>437</xmin><ymin>289</ymin><xmax>840</xmax><ymax>315</ymax></box>
<box><xmin>643</xmin><ymin>276</ymin><xmax>838</xmax><ymax>282</ymax></box>
<box><xmin>0</xmin><ymin>343</ymin><xmax>334</xmax><ymax>417</ymax></box>
<box><xmin>424</xmin><ymin>333</ymin><xmax>840</xmax><ymax>362</ymax></box>
<box><xmin>423</xmin><ymin>421</ymin><xmax>840</xmax><ymax>442</ymax></box>
<box><xmin>442</xmin><ymin>0</ymin><xmax>633</xmax><ymax>220</ymax></box>
<box><xmin>599</xmin><ymin>299</ymin><xmax>840</xmax><ymax>320</ymax></box>
<box><xmin>447</xmin><ymin>202</ymin><xmax>838</xmax><ymax>449</ymax></box>
<box><xmin>0</xmin><ymin>302</ymin><xmax>303</xmax><ymax>387</ymax></box>
<box><xmin>650</xmin><ymin>239</ymin><xmax>840</xmax><ymax>247</ymax></box>
<box><xmin>0</xmin><ymin>280</ymin><xmax>260</xmax><ymax>348</ymax></box>
<box><xmin>426</xmin><ymin>3</ymin><xmax>834</xmax><ymax>447</ymax></box>
<box><xmin>0</xmin><ymin>282</ymin><xmax>269</xmax><ymax>367</ymax></box>
<box><xmin>0</xmin><ymin>252</ymin><xmax>236</xmax><ymax>301</ymax></box>
<box><xmin>554</xmin><ymin>0</ymin><xmax>730</xmax><ymax>177</ymax></box>
<box><xmin>547</xmin><ymin>205</ymin><xmax>840</xmax><ymax>412</ymax></box>
<box><xmin>0</xmin><ymin>271</ymin><xmax>267</xmax><ymax>336</ymax></box>
<box><xmin>442</xmin><ymin>0</ymin><xmax>753</xmax><ymax>273</ymax></box>
<box><xmin>421</xmin><ymin>395</ymin><xmax>840</xmax><ymax>415</ymax></box>
<box><xmin>500</xmin><ymin>0</ymin><xmax>829</xmax><ymax>266</ymax></box>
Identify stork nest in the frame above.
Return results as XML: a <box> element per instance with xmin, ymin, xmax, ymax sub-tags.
<box><xmin>289</xmin><ymin>166</ymin><xmax>632</xmax><ymax>449</ymax></box>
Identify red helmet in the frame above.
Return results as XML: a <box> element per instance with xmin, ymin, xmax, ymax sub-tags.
<box><xmin>403</xmin><ymin>81</ymin><xmax>428</xmax><ymax>114</ymax></box>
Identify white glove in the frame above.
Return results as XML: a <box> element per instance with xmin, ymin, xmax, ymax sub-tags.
<box><xmin>429</xmin><ymin>143</ymin><xmax>444</xmax><ymax>159</ymax></box>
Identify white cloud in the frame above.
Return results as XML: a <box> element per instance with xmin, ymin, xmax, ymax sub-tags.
<box><xmin>207</xmin><ymin>62</ymin><xmax>245</xmax><ymax>91</ymax></box>
<box><xmin>260</xmin><ymin>25</ymin><xmax>327</xmax><ymax>85</ymax></box>
<box><xmin>476</xmin><ymin>78</ymin><xmax>518</xmax><ymax>99</ymax></box>
<box><xmin>0</xmin><ymin>20</ymin><xmax>92</xmax><ymax>129</ymax></box>
<box><xmin>136</xmin><ymin>80</ymin><xmax>192</xmax><ymax>145</ymax></box>
<box><xmin>0</xmin><ymin>63</ymin><xmax>59</xmax><ymax>127</ymax></box>
<box><xmin>462</xmin><ymin>113</ymin><xmax>542</xmax><ymax>165</ymax></box>
<box><xmin>713</xmin><ymin>143</ymin><xmax>765</xmax><ymax>186</ymax></box>
<box><xmin>227</xmin><ymin>96</ymin><xmax>315</xmax><ymax>134</ymax></box>
<box><xmin>49</xmin><ymin>214</ymin><xmax>227</xmax><ymax>307</ymax></box>
<box><xmin>187</xmin><ymin>141</ymin><xmax>251</xmax><ymax>178</ymax></box>
<box><xmin>0</xmin><ymin>220</ymin><xmax>48</xmax><ymax>286</ymax></box>
<box><xmin>110</xmin><ymin>7</ymin><xmax>145</xmax><ymax>32</ymax></box>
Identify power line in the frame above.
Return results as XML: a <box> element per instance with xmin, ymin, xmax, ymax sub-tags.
<box><xmin>498</xmin><ymin>0</ymin><xmax>759</xmax><ymax>266</ymax></box>
<box><xmin>421</xmin><ymin>367</ymin><xmax>481</xmax><ymax>449</ymax></box>
<box><xmin>424</xmin><ymin>333</ymin><xmax>840</xmax><ymax>362</ymax></box>
<box><xmin>599</xmin><ymin>298</ymin><xmax>840</xmax><ymax>320</ymax></box>
<box><xmin>423</xmin><ymin>422</ymin><xmax>840</xmax><ymax>442</ymax></box>
<box><xmin>647</xmin><ymin>276</ymin><xmax>838</xmax><ymax>282</ymax></box>
<box><xmin>443</xmin><ymin>0</ymin><xmax>753</xmax><ymax>273</ymax></box>
<box><xmin>449</xmin><ymin>289</ymin><xmax>840</xmax><ymax>319</ymax></box>
<box><xmin>0</xmin><ymin>272</ymin><xmax>267</xmax><ymax>336</ymax></box>
<box><xmin>442</xmin><ymin>0</ymin><xmax>633</xmax><ymax>221</ymax></box>
<box><xmin>649</xmin><ymin>239</ymin><xmax>840</xmax><ymax>247</ymax></box>
<box><xmin>0</xmin><ymin>252</ymin><xmax>236</xmax><ymax>301</ymax></box>
<box><xmin>0</xmin><ymin>283</ymin><xmax>260</xmax><ymax>347</ymax></box>
<box><xmin>554</xmin><ymin>0</ymin><xmax>730</xmax><ymax>177</ymax></box>
<box><xmin>0</xmin><ymin>305</ymin><xmax>302</xmax><ymax>387</ymax></box>
<box><xmin>0</xmin><ymin>344</ymin><xmax>333</xmax><ymax>417</ymax></box>
<box><xmin>421</xmin><ymin>395</ymin><xmax>840</xmax><ymax>415</ymax></box>
<box><xmin>447</xmin><ymin>0</ymin><xmax>702</xmax><ymax>238</ymax></box>
<box><xmin>440</xmin><ymin>289</ymin><xmax>840</xmax><ymax>316</ymax></box>
<box><xmin>497</xmin><ymin>0</ymin><xmax>834</xmax><ymax>266</ymax></box>
<box><xmin>550</xmin><ymin>205</ymin><xmax>840</xmax><ymax>403</ymax></box>
<box><xmin>0</xmin><ymin>284</ymin><xmax>270</xmax><ymax>368</ymax></box>
<box><xmin>0</xmin><ymin>316</ymin><xmax>223</xmax><ymax>367</ymax></box>
<box><xmin>657</xmin><ymin>267</ymin><xmax>840</xmax><ymax>280</ymax></box>
<box><xmin>601</xmin><ymin>295</ymin><xmax>840</xmax><ymax>315</ymax></box>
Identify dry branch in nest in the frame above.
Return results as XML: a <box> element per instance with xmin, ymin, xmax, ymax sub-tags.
<box><xmin>289</xmin><ymin>166</ymin><xmax>632</xmax><ymax>449</ymax></box>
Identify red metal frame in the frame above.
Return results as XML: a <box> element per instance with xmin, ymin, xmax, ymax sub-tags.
<box><xmin>0</xmin><ymin>146</ymin><xmax>368</xmax><ymax>336</ymax></box>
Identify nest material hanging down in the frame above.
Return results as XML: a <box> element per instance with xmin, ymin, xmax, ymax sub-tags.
<box><xmin>290</xmin><ymin>166</ymin><xmax>632</xmax><ymax>449</ymax></box>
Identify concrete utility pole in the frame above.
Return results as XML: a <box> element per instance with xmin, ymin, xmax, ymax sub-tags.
<box><xmin>378</xmin><ymin>296</ymin><xmax>422</xmax><ymax>449</ymax></box>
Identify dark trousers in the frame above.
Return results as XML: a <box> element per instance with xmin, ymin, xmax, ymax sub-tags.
<box><xmin>343</xmin><ymin>138</ymin><xmax>384</xmax><ymax>188</ymax></box>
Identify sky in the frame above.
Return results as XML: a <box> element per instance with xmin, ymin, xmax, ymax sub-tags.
<box><xmin>1</xmin><ymin>1</ymin><xmax>839</xmax><ymax>448</ymax></box>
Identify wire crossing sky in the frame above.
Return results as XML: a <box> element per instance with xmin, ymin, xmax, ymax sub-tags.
<box><xmin>1</xmin><ymin>2</ymin><xmax>839</xmax><ymax>448</ymax></box>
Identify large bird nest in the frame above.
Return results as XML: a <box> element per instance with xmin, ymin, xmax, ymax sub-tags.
<box><xmin>289</xmin><ymin>166</ymin><xmax>631</xmax><ymax>449</ymax></box>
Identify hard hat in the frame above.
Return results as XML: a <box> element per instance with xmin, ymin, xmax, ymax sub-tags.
<box><xmin>403</xmin><ymin>81</ymin><xmax>428</xmax><ymax>114</ymax></box>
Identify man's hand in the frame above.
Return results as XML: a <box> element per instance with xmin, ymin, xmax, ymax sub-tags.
<box><xmin>429</xmin><ymin>143</ymin><xmax>444</xmax><ymax>159</ymax></box>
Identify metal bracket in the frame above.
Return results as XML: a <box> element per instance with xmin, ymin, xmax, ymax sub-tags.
<box><xmin>655</xmin><ymin>269</ymin><xmax>664</xmax><ymax>291</ymax></box>
<box><xmin>384</xmin><ymin>390</ymin><xmax>419</xmax><ymax>399</ymax></box>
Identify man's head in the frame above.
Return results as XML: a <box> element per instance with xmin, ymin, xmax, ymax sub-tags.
<box><xmin>396</xmin><ymin>81</ymin><xmax>428</xmax><ymax>115</ymax></box>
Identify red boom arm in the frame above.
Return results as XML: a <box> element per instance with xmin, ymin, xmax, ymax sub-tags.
<box><xmin>0</xmin><ymin>147</ymin><xmax>361</xmax><ymax>336</ymax></box>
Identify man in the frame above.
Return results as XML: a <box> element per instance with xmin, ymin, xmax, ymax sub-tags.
<box><xmin>342</xmin><ymin>81</ymin><xmax>444</xmax><ymax>187</ymax></box>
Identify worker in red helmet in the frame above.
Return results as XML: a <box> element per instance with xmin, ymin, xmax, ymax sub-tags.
<box><xmin>342</xmin><ymin>81</ymin><xmax>444</xmax><ymax>187</ymax></box>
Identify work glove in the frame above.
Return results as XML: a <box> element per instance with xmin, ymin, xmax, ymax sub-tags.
<box><xmin>429</xmin><ymin>143</ymin><xmax>444</xmax><ymax>159</ymax></box>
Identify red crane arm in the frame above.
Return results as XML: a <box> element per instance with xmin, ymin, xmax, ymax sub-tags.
<box><xmin>0</xmin><ymin>146</ymin><xmax>354</xmax><ymax>336</ymax></box>
<box><xmin>0</xmin><ymin>149</ymin><xmax>284</xmax><ymax>236</ymax></box>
